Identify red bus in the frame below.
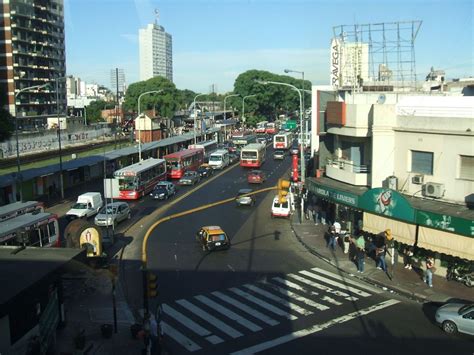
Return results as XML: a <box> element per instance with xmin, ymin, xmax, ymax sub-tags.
<box><xmin>240</xmin><ymin>143</ymin><xmax>267</xmax><ymax>168</ymax></box>
<box><xmin>265</xmin><ymin>122</ymin><xmax>277</xmax><ymax>135</ymax></box>
<box><xmin>107</xmin><ymin>158</ymin><xmax>167</xmax><ymax>200</ymax></box>
<box><xmin>164</xmin><ymin>149</ymin><xmax>204</xmax><ymax>179</ymax></box>
<box><xmin>273</xmin><ymin>132</ymin><xmax>294</xmax><ymax>149</ymax></box>
<box><xmin>255</xmin><ymin>121</ymin><xmax>268</xmax><ymax>134</ymax></box>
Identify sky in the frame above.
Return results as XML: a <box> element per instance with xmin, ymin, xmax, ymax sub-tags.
<box><xmin>64</xmin><ymin>0</ymin><xmax>473</xmax><ymax>93</ymax></box>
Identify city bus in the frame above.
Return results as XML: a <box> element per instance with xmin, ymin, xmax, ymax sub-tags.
<box><xmin>0</xmin><ymin>201</ymin><xmax>44</xmax><ymax>222</ymax></box>
<box><xmin>265</xmin><ymin>122</ymin><xmax>277</xmax><ymax>135</ymax></box>
<box><xmin>164</xmin><ymin>148</ymin><xmax>204</xmax><ymax>179</ymax></box>
<box><xmin>232</xmin><ymin>133</ymin><xmax>257</xmax><ymax>151</ymax></box>
<box><xmin>273</xmin><ymin>132</ymin><xmax>294</xmax><ymax>150</ymax></box>
<box><xmin>188</xmin><ymin>140</ymin><xmax>218</xmax><ymax>161</ymax></box>
<box><xmin>255</xmin><ymin>121</ymin><xmax>268</xmax><ymax>134</ymax></box>
<box><xmin>240</xmin><ymin>143</ymin><xmax>267</xmax><ymax>168</ymax></box>
<box><xmin>106</xmin><ymin>158</ymin><xmax>167</xmax><ymax>200</ymax></box>
<box><xmin>0</xmin><ymin>212</ymin><xmax>60</xmax><ymax>247</ymax></box>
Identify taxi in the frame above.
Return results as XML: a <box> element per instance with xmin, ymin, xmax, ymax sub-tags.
<box><xmin>196</xmin><ymin>226</ymin><xmax>231</xmax><ymax>251</ymax></box>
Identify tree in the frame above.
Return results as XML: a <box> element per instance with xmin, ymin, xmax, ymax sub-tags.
<box><xmin>85</xmin><ymin>100</ymin><xmax>112</xmax><ymax>123</ymax></box>
<box><xmin>0</xmin><ymin>108</ymin><xmax>14</xmax><ymax>142</ymax></box>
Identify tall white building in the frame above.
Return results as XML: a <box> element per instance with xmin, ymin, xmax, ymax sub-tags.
<box><xmin>139</xmin><ymin>23</ymin><xmax>173</xmax><ymax>82</ymax></box>
<box><xmin>110</xmin><ymin>68</ymin><xmax>126</xmax><ymax>94</ymax></box>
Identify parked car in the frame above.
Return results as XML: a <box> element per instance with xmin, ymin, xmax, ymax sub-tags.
<box><xmin>150</xmin><ymin>181</ymin><xmax>177</xmax><ymax>200</ymax></box>
<box><xmin>236</xmin><ymin>188</ymin><xmax>256</xmax><ymax>206</ymax></box>
<box><xmin>435</xmin><ymin>303</ymin><xmax>474</xmax><ymax>335</ymax></box>
<box><xmin>94</xmin><ymin>202</ymin><xmax>131</xmax><ymax>227</ymax></box>
<box><xmin>197</xmin><ymin>163</ymin><xmax>214</xmax><ymax>178</ymax></box>
<box><xmin>228</xmin><ymin>152</ymin><xmax>240</xmax><ymax>164</ymax></box>
<box><xmin>273</xmin><ymin>150</ymin><xmax>285</xmax><ymax>160</ymax></box>
<box><xmin>247</xmin><ymin>169</ymin><xmax>266</xmax><ymax>184</ymax></box>
<box><xmin>179</xmin><ymin>170</ymin><xmax>201</xmax><ymax>185</ymax></box>
<box><xmin>196</xmin><ymin>225</ymin><xmax>231</xmax><ymax>251</ymax></box>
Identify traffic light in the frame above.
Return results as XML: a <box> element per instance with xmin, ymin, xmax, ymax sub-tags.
<box><xmin>147</xmin><ymin>272</ymin><xmax>158</xmax><ymax>298</ymax></box>
<box><xmin>277</xmin><ymin>178</ymin><xmax>290</xmax><ymax>203</ymax></box>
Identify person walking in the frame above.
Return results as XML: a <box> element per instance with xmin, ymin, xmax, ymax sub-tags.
<box><xmin>355</xmin><ymin>235</ymin><xmax>366</xmax><ymax>273</ymax></box>
<box><xmin>425</xmin><ymin>256</ymin><xmax>435</xmax><ymax>287</ymax></box>
<box><xmin>327</xmin><ymin>225</ymin><xmax>337</xmax><ymax>251</ymax></box>
<box><xmin>376</xmin><ymin>245</ymin><xmax>388</xmax><ymax>273</ymax></box>
<box><xmin>384</xmin><ymin>229</ymin><xmax>395</xmax><ymax>265</ymax></box>
<box><xmin>404</xmin><ymin>245</ymin><xmax>414</xmax><ymax>270</ymax></box>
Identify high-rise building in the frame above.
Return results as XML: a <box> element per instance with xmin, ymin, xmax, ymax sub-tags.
<box><xmin>0</xmin><ymin>0</ymin><xmax>67</xmax><ymax>129</ymax></box>
<box><xmin>110</xmin><ymin>68</ymin><xmax>126</xmax><ymax>95</ymax></box>
<box><xmin>139</xmin><ymin>23</ymin><xmax>173</xmax><ymax>82</ymax></box>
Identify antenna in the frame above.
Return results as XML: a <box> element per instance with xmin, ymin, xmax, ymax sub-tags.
<box><xmin>154</xmin><ymin>9</ymin><xmax>160</xmax><ymax>25</ymax></box>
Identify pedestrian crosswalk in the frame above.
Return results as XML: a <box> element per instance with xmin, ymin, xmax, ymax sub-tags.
<box><xmin>160</xmin><ymin>267</ymin><xmax>385</xmax><ymax>353</ymax></box>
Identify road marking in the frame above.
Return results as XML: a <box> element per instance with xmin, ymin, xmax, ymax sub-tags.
<box><xmin>264</xmin><ymin>282</ymin><xmax>330</xmax><ymax>311</ymax></box>
<box><xmin>229</xmin><ymin>288</ymin><xmax>298</xmax><ymax>320</ymax></box>
<box><xmin>227</xmin><ymin>264</ymin><xmax>235</xmax><ymax>272</ymax></box>
<box><xmin>288</xmin><ymin>273</ymin><xmax>356</xmax><ymax>301</ymax></box>
<box><xmin>161</xmin><ymin>321</ymin><xmax>201</xmax><ymax>352</ymax></box>
<box><xmin>212</xmin><ymin>291</ymin><xmax>279</xmax><ymax>326</ymax></box>
<box><xmin>300</xmin><ymin>270</ymin><xmax>371</xmax><ymax>297</ymax></box>
<box><xmin>242</xmin><ymin>284</ymin><xmax>313</xmax><ymax>316</ymax></box>
<box><xmin>194</xmin><ymin>295</ymin><xmax>262</xmax><ymax>332</ymax></box>
<box><xmin>272</xmin><ymin>277</ymin><xmax>341</xmax><ymax>305</ymax></box>
<box><xmin>162</xmin><ymin>304</ymin><xmax>223</xmax><ymax>344</ymax></box>
<box><xmin>310</xmin><ymin>267</ymin><xmax>383</xmax><ymax>294</ymax></box>
<box><xmin>230</xmin><ymin>299</ymin><xmax>401</xmax><ymax>355</ymax></box>
<box><xmin>176</xmin><ymin>299</ymin><xmax>243</xmax><ymax>338</ymax></box>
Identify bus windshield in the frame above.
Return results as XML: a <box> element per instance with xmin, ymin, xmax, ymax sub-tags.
<box><xmin>166</xmin><ymin>160</ymin><xmax>180</xmax><ymax>170</ymax></box>
<box><xmin>275</xmin><ymin>136</ymin><xmax>285</xmax><ymax>142</ymax></box>
<box><xmin>242</xmin><ymin>151</ymin><xmax>257</xmax><ymax>159</ymax></box>
<box><xmin>118</xmin><ymin>177</ymin><xmax>137</xmax><ymax>190</ymax></box>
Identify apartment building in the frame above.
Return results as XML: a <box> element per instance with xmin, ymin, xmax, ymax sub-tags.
<box><xmin>139</xmin><ymin>23</ymin><xmax>173</xmax><ymax>82</ymax></box>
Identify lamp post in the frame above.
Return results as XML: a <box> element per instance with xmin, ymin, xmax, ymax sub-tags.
<box><xmin>55</xmin><ymin>77</ymin><xmax>66</xmax><ymax>199</ymax></box>
<box><xmin>242</xmin><ymin>94</ymin><xmax>256</xmax><ymax>126</ymax></box>
<box><xmin>284</xmin><ymin>69</ymin><xmax>307</xmax><ymax>148</ymax></box>
<box><xmin>223</xmin><ymin>94</ymin><xmax>239</xmax><ymax>141</ymax></box>
<box><xmin>193</xmin><ymin>93</ymin><xmax>207</xmax><ymax>144</ymax></box>
<box><xmin>137</xmin><ymin>90</ymin><xmax>163</xmax><ymax>161</ymax></box>
<box><xmin>14</xmin><ymin>83</ymin><xmax>50</xmax><ymax>201</ymax></box>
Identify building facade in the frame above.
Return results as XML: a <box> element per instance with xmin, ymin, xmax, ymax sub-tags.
<box><xmin>0</xmin><ymin>0</ymin><xmax>67</xmax><ymax>129</ymax></box>
<box><xmin>139</xmin><ymin>23</ymin><xmax>173</xmax><ymax>82</ymax></box>
<box><xmin>110</xmin><ymin>68</ymin><xmax>125</xmax><ymax>95</ymax></box>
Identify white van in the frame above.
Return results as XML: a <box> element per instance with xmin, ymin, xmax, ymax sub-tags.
<box><xmin>208</xmin><ymin>149</ymin><xmax>230</xmax><ymax>170</ymax></box>
<box><xmin>66</xmin><ymin>192</ymin><xmax>103</xmax><ymax>220</ymax></box>
<box><xmin>271</xmin><ymin>194</ymin><xmax>293</xmax><ymax>218</ymax></box>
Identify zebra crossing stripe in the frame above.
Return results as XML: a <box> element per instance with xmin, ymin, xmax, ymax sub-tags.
<box><xmin>263</xmin><ymin>282</ymin><xmax>330</xmax><ymax>311</ymax></box>
<box><xmin>194</xmin><ymin>295</ymin><xmax>262</xmax><ymax>332</ymax></box>
<box><xmin>212</xmin><ymin>291</ymin><xmax>279</xmax><ymax>326</ymax></box>
<box><xmin>242</xmin><ymin>284</ymin><xmax>313</xmax><ymax>316</ymax></box>
<box><xmin>300</xmin><ymin>270</ymin><xmax>371</xmax><ymax>297</ymax></box>
<box><xmin>272</xmin><ymin>277</ymin><xmax>341</xmax><ymax>305</ymax></box>
<box><xmin>229</xmin><ymin>288</ymin><xmax>298</xmax><ymax>320</ymax></box>
<box><xmin>176</xmin><ymin>299</ymin><xmax>243</xmax><ymax>338</ymax></box>
<box><xmin>161</xmin><ymin>321</ymin><xmax>201</xmax><ymax>352</ymax></box>
<box><xmin>310</xmin><ymin>267</ymin><xmax>383</xmax><ymax>294</ymax></box>
<box><xmin>162</xmin><ymin>304</ymin><xmax>223</xmax><ymax>344</ymax></box>
<box><xmin>288</xmin><ymin>273</ymin><xmax>356</xmax><ymax>301</ymax></box>
<box><xmin>230</xmin><ymin>299</ymin><xmax>401</xmax><ymax>355</ymax></box>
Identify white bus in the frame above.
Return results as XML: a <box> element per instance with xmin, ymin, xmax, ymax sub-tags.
<box><xmin>255</xmin><ymin>121</ymin><xmax>268</xmax><ymax>134</ymax></box>
<box><xmin>240</xmin><ymin>143</ymin><xmax>267</xmax><ymax>168</ymax></box>
<box><xmin>273</xmin><ymin>132</ymin><xmax>294</xmax><ymax>150</ymax></box>
<box><xmin>0</xmin><ymin>201</ymin><xmax>44</xmax><ymax>222</ymax></box>
<box><xmin>188</xmin><ymin>140</ymin><xmax>218</xmax><ymax>160</ymax></box>
<box><xmin>208</xmin><ymin>150</ymin><xmax>230</xmax><ymax>170</ymax></box>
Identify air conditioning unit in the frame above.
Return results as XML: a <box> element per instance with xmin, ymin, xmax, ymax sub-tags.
<box><xmin>422</xmin><ymin>182</ymin><xmax>445</xmax><ymax>198</ymax></box>
<box><xmin>412</xmin><ymin>174</ymin><xmax>424</xmax><ymax>185</ymax></box>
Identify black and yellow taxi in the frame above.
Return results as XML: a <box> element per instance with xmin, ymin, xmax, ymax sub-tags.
<box><xmin>196</xmin><ymin>226</ymin><xmax>231</xmax><ymax>251</ymax></box>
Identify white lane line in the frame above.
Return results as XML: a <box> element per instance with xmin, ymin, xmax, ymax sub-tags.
<box><xmin>242</xmin><ymin>284</ymin><xmax>313</xmax><ymax>316</ymax></box>
<box><xmin>227</xmin><ymin>264</ymin><xmax>235</xmax><ymax>272</ymax></box>
<box><xmin>288</xmin><ymin>273</ymin><xmax>356</xmax><ymax>301</ymax></box>
<box><xmin>176</xmin><ymin>299</ymin><xmax>243</xmax><ymax>339</ymax></box>
<box><xmin>161</xmin><ymin>321</ymin><xmax>201</xmax><ymax>352</ymax></box>
<box><xmin>230</xmin><ymin>299</ymin><xmax>401</xmax><ymax>355</ymax></box>
<box><xmin>310</xmin><ymin>267</ymin><xmax>383</xmax><ymax>294</ymax></box>
<box><xmin>264</xmin><ymin>282</ymin><xmax>329</xmax><ymax>311</ymax></box>
<box><xmin>162</xmin><ymin>304</ymin><xmax>223</xmax><ymax>344</ymax></box>
<box><xmin>300</xmin><ymin>270</ymin><xmax>371</xmax><ymax>298</ymax></box>
<box><xmin>229</xmin><ymin>288</ymin><xmax>298</xmax><ymax>320</ymax></box>
<box><xmin>194</xmin><ymin>295</ymin><xmax>262</xmax><ymax>332</ymax></box>
<box><xmin>212</xmin><ymin>291</ymin><xmax>279</xmax><ymax>326</ymax></box>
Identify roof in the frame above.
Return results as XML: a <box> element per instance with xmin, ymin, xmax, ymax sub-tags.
<box><xmin>164</xmin><ymin>148</ymin><xmax>202</xmax><ymax>159</ymax></box>
<box><xmin>0</xmin><ymin>246</ymin><xmax>84</xmax><ymax>305</ymax></box>
<box><xmin>114</xmin><ymin>158</ymin><xmax>165</xmax><ymax>175</ymax></box>
<box><xmin>0</xmin><ymin>212</ymin><xmax>55</xmax><ymax>239</ymax></box>
<box><xmin>202</xmin><ymin>226</ymin><xmax>225</xmax><ymax>234</ymax></box>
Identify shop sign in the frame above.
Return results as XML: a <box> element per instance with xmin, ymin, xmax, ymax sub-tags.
<box><xmin>308</xmin><ymin>184</ymin><xmax>358</xmax><ymax>207</ymax></box>
<box><xmin>416</xmin><ymin>210</ymin><xmax>474</xmax><ymax>238</ymax></box>
<box><xmin>359</xmin><ymin>188</ymin><xmax>415</xmax><ymax>222</ymax></box>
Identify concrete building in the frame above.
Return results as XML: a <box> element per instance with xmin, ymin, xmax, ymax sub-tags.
<box><xmin>0</xmin><ymin>0</ymin><xmax>67</xmax><ymax>129</ymax></box>
<box><xmin>110</xmin><ymin>68</ymin><xmax>126</xmax><ymax>95</ymax></box>
<box><xmin>139</xmin><ymin>23</ymin><xmax>173</xmax><ymax>82</ymax></box>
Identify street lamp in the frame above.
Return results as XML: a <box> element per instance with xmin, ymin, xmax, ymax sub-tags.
<box><xmin>223</xmin><ymin>94</ymin><xmax>239</xmax><ymax>141</ymax></box>
<box><xmin>242</xmin><ymin>94</ymin><xmax>256</xmax><ymax>125</ymax></box>
<box><xmin>193</xmin><ymin>93</ymin><xmax>207</xmax><ymax>144</ymax></box>
<box><xmin>137</xmin><ymin>90</ymin><xmax>163</xmax><ymax>161</ymax></box>
<box><xmin>54</xmin><ymin>77</ymin><xmax>67</xmax><ymax>199</ymax></box>
<box><xmin>284</xmin><ymin>69</ymin><xmax>307</xmax><ymax>147</ymax></box>
<box><xmin>14</xmin><ymin>83</ymin><xmax>50</xmax><ymax>201</ymax></box>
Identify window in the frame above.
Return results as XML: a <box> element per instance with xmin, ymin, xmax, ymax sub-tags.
<box><xmin>459</xmin><ymin>155</ymin><xmax>474</xmax><ymax>181</ymax></box>
<box><xmin>411</xmin><ymin>150</ymin><xmax>433</xmax><ymax>175</ymax></box>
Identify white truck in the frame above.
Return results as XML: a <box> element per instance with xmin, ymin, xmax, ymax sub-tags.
<box><xmin>208</xmin><ymin>150</ymin><xmax>230</xmax><ymax>170</ymax></box>
<box><xmin>66</xmin><ymin>192</ymin><xmax>103</xmax><ymax>220</ymax></box>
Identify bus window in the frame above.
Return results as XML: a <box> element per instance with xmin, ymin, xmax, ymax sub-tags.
<box><xmin>118</xmin><ymin>178</ymin><xmax>137</xmax><ymax>190</ymax></box>
<box><xmin>29</xmin><ymin>229</ymin><xmax>41</xmax><ymax>247</ymax></box>
<box><xmin>40</xmin><ymin>224</ymin><xmax>49</xmax><ymax>247</ymax></box>
<box><xmin>48</xmin><ymin>221</ymin><xmax>57</xmax><ymax>241</ymax></box>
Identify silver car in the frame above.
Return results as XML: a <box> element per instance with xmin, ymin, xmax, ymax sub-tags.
<box><xmin>94</xmin><ymin>202</ymin><xmax>131</xmax><ymax>227</ymax></box>
<box><xmin>179</xmin><ymin>171</ymin><xmax>201</xmax><ymax>185</ymax></box>
<box><xmin>236</xmin><ymin>188</ymin><xmax>256</xmax><ymax>206</ymax></box>
<box><xmin>435</xmin><ymin>303</ymin><xmax>474</xmax><ymax>335</ymax></box>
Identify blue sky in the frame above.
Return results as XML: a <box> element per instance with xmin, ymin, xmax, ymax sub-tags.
<box><xmin>65</xmin><ymin>0</ymin><xmax>473</xmax><ymax>93</ymax></box>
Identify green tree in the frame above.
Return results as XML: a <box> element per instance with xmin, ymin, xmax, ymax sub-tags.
<box><xmin>85</xmin><ymin>100</ymin><xmax>113</xmax><ymax>123</ymax></box>
<box><xmin>0</xmin><ymin>108</ymin><xmax>14</xmax><ymax>142</ymax></box>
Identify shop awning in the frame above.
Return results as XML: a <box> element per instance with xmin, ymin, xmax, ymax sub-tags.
<box><xmin>418</xmin><ymin>227</ymin><xmax>474</xmax><ymax>260</ymax></box>
<box><xmin>363</xmin><ymin>212</ymin><xmax>416</xmax><ymax>245</ymax></box>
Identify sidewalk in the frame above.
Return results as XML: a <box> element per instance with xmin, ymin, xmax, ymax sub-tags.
<box><xmin>290</xmin><ymin>213</ymin><xmax>474</xmax><ymax>303</ymax></box>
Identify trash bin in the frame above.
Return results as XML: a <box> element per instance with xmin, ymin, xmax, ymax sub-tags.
<box><xmin>130</xmin><ymin>323</ymin><xmax>142</xmax><ymax>339</ymax></box>
<box><xmin>100</xmin><ymin>324</ymin><xmax>113</xmax><ymax>339</ymax></box>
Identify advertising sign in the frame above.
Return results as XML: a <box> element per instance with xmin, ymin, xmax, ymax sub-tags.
<box><xmin>359</xmin><ymin>188</ymin><xmax>415</xmax><ymax>222</ymax></box>
<box><xmin>330</xmin><ymin>38</ymin><xmax>341</xmax><ymax>89</ymax></box>
<box><xmin>79</xmin><ymin>227</ymin><xmax>102</xmax><ymax>257</ymax></box>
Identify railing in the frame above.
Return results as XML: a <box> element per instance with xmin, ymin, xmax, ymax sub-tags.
<box><xmin>327</xmin><ymin>158</ymin><xmax>370</xmax><ymax>173</ymax></box>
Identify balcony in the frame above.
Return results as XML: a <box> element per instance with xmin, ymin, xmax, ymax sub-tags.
<box><xmin>325</xmin><ymin>158</ymin><xmax>370</xmax><ymax>186</ymax></box>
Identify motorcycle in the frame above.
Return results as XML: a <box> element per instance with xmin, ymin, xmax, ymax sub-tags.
<box><xmin>446</xmin><ymin>263</ymin><xmax>474</xmax><ymax>287</ymax></box>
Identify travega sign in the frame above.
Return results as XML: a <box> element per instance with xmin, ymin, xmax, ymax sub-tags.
<box><xmin>330</xmin><ymin>38</ymin><xmax>341</xmax><ymax>89</ymax></box>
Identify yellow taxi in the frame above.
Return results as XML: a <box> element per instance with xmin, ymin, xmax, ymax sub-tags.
<box><xmin>196</xmin><ymin>226</ymin><xmax>231</xmax><ymax>251</ymax></box>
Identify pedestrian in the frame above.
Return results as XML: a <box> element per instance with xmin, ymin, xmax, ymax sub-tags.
<box><xmin>404</xmin><ymin>245</ymin><xmax>414</xmax><ymax>270</ymax></box>
<box><xmin>384</xmin><ymin>229</ymin><xmax>395</xmax><ymax>265</ymax></box>
<box><xmin>313</xmin><ymin>204</ymin><xmax>320</xmax><ymax>225</ymax></box>
<box><xmin>425</xmin><ymin>256</ymin><xmax>435</xmax><ymax>287</ymax></box>
<box><xmin>355</xmin><ymin>235</ymin><xmax>366</xmax><ymax>273</ymax></box>
<box><xmin>376</xmin><ymin>245</ymin><xmax>388</xmax><ymax>272</ymax></box>
<box><xmin>306</xmin><ymin>202</ymin><xmax>313</xmax><ymax>221</ymax></box>
<box><xmin>327</xmin><ymin>225</ymin><xmax>337</xmax><ymax>251</ymax></box>
<box><xmin>343</xmin><ymin>233</ymin><xmax>351</xmax><ymax>254</ymax></box>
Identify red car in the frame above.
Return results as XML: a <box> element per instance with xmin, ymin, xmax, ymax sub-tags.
<box><xmin>247</xmin><ymin>170</ymin><xmax>266</xmax><ymax>184</ymax></box>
